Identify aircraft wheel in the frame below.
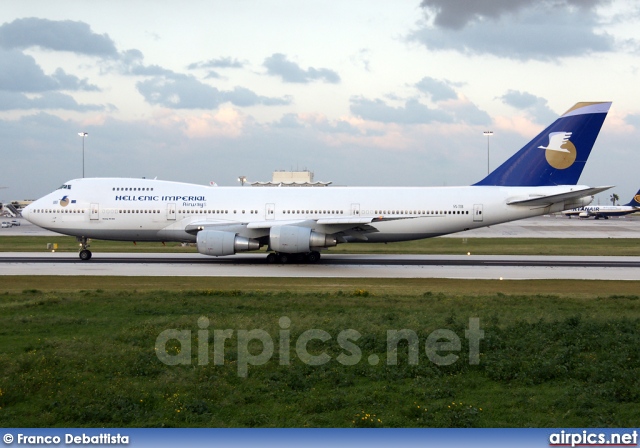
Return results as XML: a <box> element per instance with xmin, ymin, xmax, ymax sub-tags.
<box><xmin>79</xmin><ymin>249</ymin><xmax>92</xmax><ymax>261</ymax></box>
<box><xmin>306</xmin><ymin>251</ymin><xmax>321</xmax><ymax>263</ymax></box>
<box><xmin>277</xmin><ymin>253</ymin><xmax>290</xmax><ymax>264</ymax></box>
<box><xmin>266</xmin><ymin>253</ymin><xmax>278</xmax><ymax>264</ymax></box>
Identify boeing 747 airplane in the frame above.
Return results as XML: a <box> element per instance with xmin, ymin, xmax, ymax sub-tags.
<box><xmin>23</xmin><ymin>102</ymin><xmax>612</xmax><ymax>263</ymax></box>
<box><xmin>562</xmin><ymin>188</ymin><xmax>640</xmax><ymax>219</ymax></box>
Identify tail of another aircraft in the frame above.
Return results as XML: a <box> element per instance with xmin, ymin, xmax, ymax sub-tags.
<box><xmin>624</xmin><ymin>188</ymin><xmax>640</xmax><ymax>207</ymax></box>
<box><xmin>475</xmin><ymin>102</ymin><xmax>611</xmax><ymax>186</ymax></box>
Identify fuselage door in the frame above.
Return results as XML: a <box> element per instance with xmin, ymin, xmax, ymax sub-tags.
<box><xmin>351</xmin><ymin>203</ymin><xmax>360</xmax><ymax>216</ymax></box>
<box><xmin>90</xmin><ymin>203</ymin><xmax>99</xmax><ymax>221</ymax></box>
<box><xmin>266</xmin><ymin>203</ymin><xmax>275</xmax><ymax>220</ymax></box>
<box><xmin>473</xmin><ymin>204</ymin><xmax>483</xmax><ymax>222</ymax></box>
<box><xmin>167</xmin><ymin>203</ymin><xmax>176</xmax><ymax>221</ymax></box>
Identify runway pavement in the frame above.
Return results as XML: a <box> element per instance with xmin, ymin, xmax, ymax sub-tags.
<box><xmin>1</xmin><ymin>215</ymin><xmax>638</xmax><ymax>279</ymax></box>
<box><xmin>1</xmin><ymin>252</ymin><xmax>639</xmax><ymax>280</ymax></box>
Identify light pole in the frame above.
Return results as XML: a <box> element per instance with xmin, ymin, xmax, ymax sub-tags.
<box><xmin>78</xmin><ymin>132</ymin><xmax>88</xmax><ymax>178</ymax></box>
<box><xmin>483</xmin><ymin>131</ymin><xmax>493</xmax><ymax>175</ymax></box>
<box><xmin>238</xmin><ymin>176</ymin><xmax>247</xmax><ymax>186</ymax></box>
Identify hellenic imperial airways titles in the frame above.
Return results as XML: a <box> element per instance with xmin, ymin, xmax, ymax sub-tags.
<box><xmin>23</xmin><ymin>102</ymin><xmax>612</xmax><ymax>263</ymax></box>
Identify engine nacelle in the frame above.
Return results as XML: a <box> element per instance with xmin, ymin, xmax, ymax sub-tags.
<box><xmin>270</xmin><ymin>225</ymin><xmax>337</xmax><ymax>253</ymax></box>
<box><xmin>196</xmin><ymin>230</ymin><xmax>259</xmax><ymax>256</ymax></box>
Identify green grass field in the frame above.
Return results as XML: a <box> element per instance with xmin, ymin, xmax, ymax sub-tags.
<box><xmin>1</xmin><ymin>277</ymin><xmax>639</xmax><ymax>427</ymax></box>
<box><xmin>1</xmin><ymin>235</ymin><xmax>640</xmax><ymax>255</ymax></box>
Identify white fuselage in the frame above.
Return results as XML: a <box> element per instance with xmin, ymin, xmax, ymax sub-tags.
<box><xmin>23</xmin><ymin>178</ymin><xmax>592</xmax><ymax>245</ymax></box>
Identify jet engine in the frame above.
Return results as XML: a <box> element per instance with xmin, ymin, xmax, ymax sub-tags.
<box><xmin>197</xmin><ymin>230</ymin><xmax>259</xmax><ymax>256</ymax></box>
<box><xmin>270</xmin><ymin>225</ymin><xmax>337</xmax><ymax>253</ymax></box>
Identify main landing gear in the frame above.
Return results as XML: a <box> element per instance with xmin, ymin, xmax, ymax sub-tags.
<box><xmin>266</xmin><ymin>251</ymin><xmax>321</xmax><ymax>264</ymax></box>
<box><xmin>78</xmin><ymin>236</ymin><xmax>92</xmax><ymax>261</ymax></box>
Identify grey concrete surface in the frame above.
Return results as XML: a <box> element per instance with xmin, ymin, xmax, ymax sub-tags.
<box><xmin>1</xmin><ymin>215</ymin><xmax>638</xmax><ymax>279</ymax></box>
<box><xmin>1</xmin><ymin>253</ymin><xmax>638</xmax><ymax>280</ymax></box>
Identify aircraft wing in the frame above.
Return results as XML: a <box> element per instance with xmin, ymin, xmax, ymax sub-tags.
<box><xmin>507</xmin><ymin>186</ymin><xmax>613</xmax><ymax>206</ymax></box>
<box><xmin>246</xmin><ymin>216</ymin><xmax>411</xmax><ymax>229</ymax></box>
<box><xmin>185</xmin><ymin>215</ymin><xmax>413</xmax><ymax>236</ymax></box>
<box><xmin>183</xmin><ymin>219</ymin><xmax>244</xmax><ymax>235</ymax></box>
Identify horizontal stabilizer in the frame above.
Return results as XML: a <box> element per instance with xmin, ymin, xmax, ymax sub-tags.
<box><xmin>507</xmin><ymin>186</ymin><xmax>613</xmax><ymax>206</ymax></box>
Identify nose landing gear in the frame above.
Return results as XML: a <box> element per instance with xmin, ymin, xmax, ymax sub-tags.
<box><xmin>77</xmin><ymin>236</ymin><xmax>92</xmax><ymax>261</ymax></box>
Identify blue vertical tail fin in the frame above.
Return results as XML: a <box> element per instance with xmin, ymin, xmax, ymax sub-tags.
<box><xmin>474</xmin><ymin>102</ymin><xmax>611</xmax><ymax>186</ymax></box>
<box><xmin>624</xmin><ymin>189</ymin><xmax>640</xmax><ymax>207</ymax></box>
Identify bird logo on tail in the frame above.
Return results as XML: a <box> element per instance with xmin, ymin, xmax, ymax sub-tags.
<box><xmin>538</xmin><ymin>131</ymin><xmax>576</xmax><ymax>169</ymax></box>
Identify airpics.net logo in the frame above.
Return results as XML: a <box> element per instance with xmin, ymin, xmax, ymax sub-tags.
<box><xmin>154</xmin><ymin>316</ymin><xmax>484</xmax><ymax>377</ymax></box>
<box><xmin>538</xmin><ymin>131</ymin><xmax>577</xmax><ymax>169</ymax></box>
<box><xmin>549</xmin><ymin>430</ymin><xmax>638</xmax><ymax>447</ymax></box>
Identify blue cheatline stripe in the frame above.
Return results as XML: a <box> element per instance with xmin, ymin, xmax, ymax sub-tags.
<box><xmin>2</xmin><ymin>428</ymin><xmax>638</xmax><ymax>447</ymax></box>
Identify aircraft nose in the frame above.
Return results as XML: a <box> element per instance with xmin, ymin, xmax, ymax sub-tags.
<box><xmin>22</xmin><ymin>204</ymin><xmax>32</xmax><ymax>221</ymax></box>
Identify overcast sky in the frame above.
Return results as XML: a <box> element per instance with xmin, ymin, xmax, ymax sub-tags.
<box><xmin>2</xmin><ymin>0</ymin><xmax>639</xmax><ymax>205</ymax></box>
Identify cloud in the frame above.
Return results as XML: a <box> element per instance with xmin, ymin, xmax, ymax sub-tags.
<box><xmin>275</xmin><ymin>113</ymin><xmax>306</xmax><ymax>129</ymax></box>
<box><xmin>624</xmin><ymin>113</ymin><xmax>640</xmax><ymax>128</ymax></box>
<box><xmin>418</xmin><ymin>0</ymin><xmax>606</xmax><ymax>30</ymax></box>
<box><xmin>136</xmin><ymin>74</ymin><xmax>290</xmax><ymax>109</ymax></box>
<box><xmin>0</xmin><ymin>91</ymin><xmax>105</xmax><ymax>111</ymax></box>
<box><xmin>263</xmin><ymin>53</ymin><xmax>340</xmax><ymax>84</ymax></box>
<box><xmin>350</xmin><ymin>96</ymin><xmax>452</xmax><ymax>124</ymax></box>
<box><xmin>51</xmin><ymin>68</ymin><xmax>100</xmax><ymax>91</ymax></box>
<box><xmin>350</xmin><ymin>48</ymin><xmax>372</xmax><ymax>72</ymax></box>
<box><xmin>0</xmin><ymin>49</ymin><xmax>58</xmax><ymax>92</ymax></box>
<box><xmin>411</xmin><ymin>1</ymin><xmax>617</xmax><ymax>61</ymax></box>
<box><xmin>315</xmin><ymin>118</ymin><xmax>367</xmax><ymax>136</ymax></box>
<box><xmin>115</xmin><ymin>48</ymin><xmax>290</xmax><ymax>110</ymax></box>
<box><xmin>499</xmin><ymin>90</ymin><xmax>557</xmax><ymax>123</ymax></box>
<box><xmin>223</xmin><ymin>86</ymin><xmax>291</xmax><ymax>107</ymax></box>
<box><xmin>187</xmin><ymin>57</ymin><xmax>245</xmax><ymax>70</ymax></box>
<box><xmin>0</xmin><ymin>18</ymin><xmax>118</xmax><ymax>57</ymax></box>
<box><xmin>180</xmin><ymin>108</ymin><xmax>248</xmax><ymax>139</ymax></box>
<box><xmin>187</xmin><ymin>57</ymin><xmax>246</xmax><ymax>80</ymax></box>
<box><xmin>0</xmin><ymin>50</ymin><xmax>100</xmax><ymax>93</ymax></box>
<box><xmin>442</xmin><ymin>99</ymin><xmax>491</xmax><ymax>126</ymax></box>
<box><xmin>415</xmin><ymin>76</ymin><xmax>458</xmax><ymax>101</ymax></box>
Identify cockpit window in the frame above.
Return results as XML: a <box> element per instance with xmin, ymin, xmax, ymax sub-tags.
<box><xmin>58</xmin><ymin>184</ymin><xmax>72</xmax><ymax>190</ymax></box>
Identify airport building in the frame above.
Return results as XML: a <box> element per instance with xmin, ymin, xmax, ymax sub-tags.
<box><xmin>249</xmin><ymin>170</ymin><xmax>332</xmax><ymax>187</ymax></box>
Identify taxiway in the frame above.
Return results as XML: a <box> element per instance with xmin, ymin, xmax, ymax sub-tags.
<box><xmin>1</xmin><ymin>252</ymin><xmax>638</xmax><ymax>280</ymax></box>
<box><xmin>1</xmin><ymin>215</ymin><xmax>638</xmax><ymax>279</ymax></box>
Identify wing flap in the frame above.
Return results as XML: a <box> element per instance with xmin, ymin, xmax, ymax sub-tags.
<box><xmin>246</xmin><ymin>215</ymin><xmax>413</xmax><ymax>229</ymax></box>
<box><xmin>186</xmin><ymin>216</ymin><xmax>416</xmax><ymax>234</ymax></box>
<box><xmin>184</xmin><ymin>220</ymin><xmax>243</xmax><ymax>234</ymax></box>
